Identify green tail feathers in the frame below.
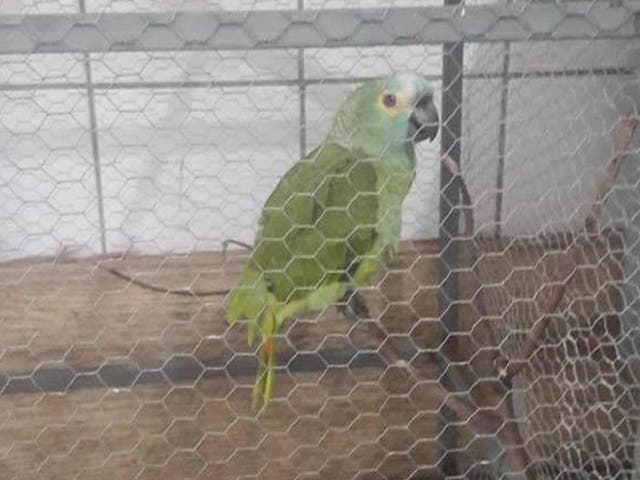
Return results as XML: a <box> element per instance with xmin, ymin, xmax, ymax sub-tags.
<box><xmin>252</xmin><ymin>308</ymin><xmax>276</xmax><ymax>410</ymax></box>
<box><xmin>226</xmin><ymin>274</ymin><xmax>278</xmax><ymax>410</ymax></box>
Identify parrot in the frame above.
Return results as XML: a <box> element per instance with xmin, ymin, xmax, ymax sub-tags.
<box><xmin>226</xmin><ymin>72</ymin><xmax>439</xmax><ymax>409</ymax></box>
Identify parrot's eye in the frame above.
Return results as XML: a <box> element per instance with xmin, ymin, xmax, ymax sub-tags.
<box><xmin>382</xmin><ymin>93</ymin><xmax>397</xmax><ymax>108</ymax></box>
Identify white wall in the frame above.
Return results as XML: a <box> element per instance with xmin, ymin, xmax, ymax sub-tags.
<box><xmin>0</xmin><ymin>0</ymin><xmax>638</xmax><ymax>262</ymax></box>
<box><xmin>463</xmin><ymin>39</ymin><xmax>638</xmax><ymax>236</ymax></box>
<box><xmin>0</xmin><ymin>50</ymin><xmax>446</xmax><ymax>259</ymax></box>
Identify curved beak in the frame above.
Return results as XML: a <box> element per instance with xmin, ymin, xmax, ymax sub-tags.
<box><xmin>409</xmin><ymin>94</ymin><xmax>439</xmax><ymax>143</ymax></box>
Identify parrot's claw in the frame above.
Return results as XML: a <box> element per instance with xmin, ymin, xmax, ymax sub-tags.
<box><xmin>338</xmin><ymin>288</ymin><xmax>370</xmax><ymax>322</ymax></box>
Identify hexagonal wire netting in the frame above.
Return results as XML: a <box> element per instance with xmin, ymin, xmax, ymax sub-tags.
<box><xmin>0</xmin><ymin>0</ymin><xmax>640</xmax><ymax>479</ymax></box>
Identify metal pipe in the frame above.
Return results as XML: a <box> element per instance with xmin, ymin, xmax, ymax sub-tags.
<box><xmin>0</xmin><ymin>68</ymin><xmax>632</xmax><ymax>93</ymax></box>
<box><xmin>0</xmin><ymin>3</ymin><xmax>635</xmax><ymax>54</ymax></box>
<box><xmin>437</xmin><ymin>3</ymin><xmax>465</xmax><ymax>473</ymax></box>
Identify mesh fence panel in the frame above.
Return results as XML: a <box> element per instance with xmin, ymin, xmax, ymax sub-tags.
<box><xmin>0</xmin><ymin>1</ymin><xmax>639</xmax><ymax>479</ymax></box>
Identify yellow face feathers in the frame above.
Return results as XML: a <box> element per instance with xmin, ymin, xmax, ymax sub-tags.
<box><xmin>376</xmin><ymin>72</ymin><xmax>424</xmax><ymax>116</ymax></box>
<box><xmin>376</xmin><ymin>90</ymin><xmax>412</xmax><ymax>117</ymax></box>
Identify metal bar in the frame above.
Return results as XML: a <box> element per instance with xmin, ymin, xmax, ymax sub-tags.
<box><xmin>0</xmin><ymin>347</ymin><xmax>385</xmax><ymax>395</ymax></box>
<box><xmin>0</xmin><ymin>2</ymin><xmax>636</xmax><ymax>54</ymax></box>
<box><xmin>0</xmin><ymin>77</ymin><xmax>368</xmax><ymax>92</ymax></box>
<box><xmin>437</xmin><ymin>4</ymin><xmax>465</xmax><ymax>474</ymax></box>
<box><xmin>0</xmin><ymin>67</ymin><xmax>632</xmax><ymax>93</ymax></box>
<box><xmin>297</xmin><ymin>0</ymin><xmax>306</xmax><ymax>157</ymax></box>
<box><xmin>495</xmin><ymin>42</ymin><xmax>511</xmax><ymax>237</ymax></box>
<box><xmin>298</xmin><ymin>55</ymin><xmax>307</xmax><ymax>156</ymax></box>
<box><xmin>78</xmin><ymin>0</ymin><xmax>107</xmax><ymax>254</ymax></box>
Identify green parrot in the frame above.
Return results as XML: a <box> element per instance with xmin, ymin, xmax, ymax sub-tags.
<box><xmin>227</xmin><ymin>72</ymin><xmax>439</xmax><ymax>408</ymax></box>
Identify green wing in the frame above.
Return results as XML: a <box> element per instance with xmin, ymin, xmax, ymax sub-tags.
<box><xmin>227</xmin><ymin>143</ymin><xmax>379</xmax><ymax>323</ymax></box>
<box><xmin>251</xmin><ymin>143</ymin><xmax>379</xmax><ymax>304</ymax></box>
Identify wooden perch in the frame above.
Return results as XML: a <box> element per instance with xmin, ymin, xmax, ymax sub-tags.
<box><xmin>98</xmin><ymin>264</ymin><xmax>230</xmax><ymax>297</ymax></box>
<box><xmin>441</xmin><ymin>154</ymin><xmax>489</xmax><ymax>320</ymax></box>
<box><xmin>494</xmin><ymin>114</ymin><xmax>637</xmax><ymax>384</ymax></box>
<box><xmin>585</xmin><ymin>114</ymin><xmax>638</xmax><ymax>235</ymax></box>
<box><xmin>96</xmin><ymin>236</ymin><xmax>254</xmax><ymax>296</ymax></box>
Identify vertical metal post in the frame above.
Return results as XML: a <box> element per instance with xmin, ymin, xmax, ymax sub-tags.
<box><xmin>297</xmin><ymin>0</ymin><xmax>307</xmax><ymax>157</ymax></box>
<box><xmin>437</xmin><ymin>7</ymin><xmax>465</xmax><ymax>476</ymax></box>
<box><xmin>495</xmin><ymin>42</ymin><xmax>511</xmax><ymax>237</ymax></box>
<box><xmin>78</xmin><ymin>0</ymin><xmax>107</xmax><ymax>254</ymax></box>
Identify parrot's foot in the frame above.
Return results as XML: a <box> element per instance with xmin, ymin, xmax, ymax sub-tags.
<box><xmin>337</xmin><ymin>289</ymin><xmax>370</xmax><ymax>322</ymax></box>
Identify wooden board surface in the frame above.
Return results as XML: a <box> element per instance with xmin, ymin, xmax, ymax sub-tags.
<box><xmin>0</xmin><ymin>234</ymin><xmax>631</xmax><ymax>479</ymax></box>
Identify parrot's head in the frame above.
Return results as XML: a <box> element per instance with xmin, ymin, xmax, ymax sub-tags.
<box><xmin>328</xmin><ymin>72</ymin><xmax>439</xmax><ymax>156</ymax></box>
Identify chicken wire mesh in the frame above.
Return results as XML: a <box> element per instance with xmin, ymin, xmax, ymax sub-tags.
<box><xmin>0</xmin><ymin>1</ymin><xmax>640</xmax><ymax>479</ymax></box>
